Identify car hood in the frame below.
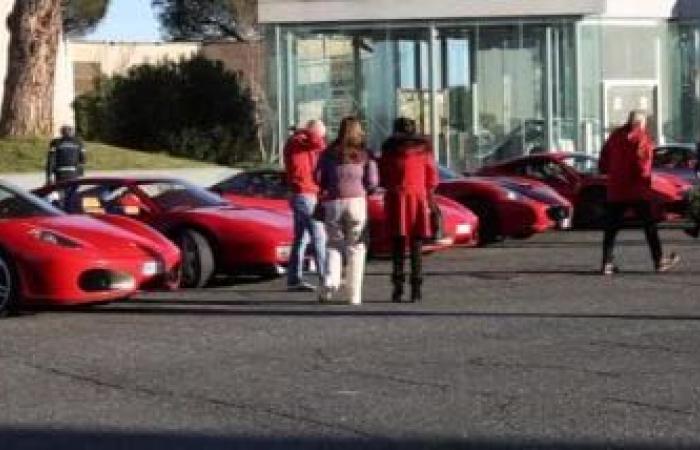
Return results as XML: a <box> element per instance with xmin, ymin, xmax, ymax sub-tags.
<box><xmin>14</xmin><ymin>215</ymin><xmax>164</xmax><ymax>255</ymax></box>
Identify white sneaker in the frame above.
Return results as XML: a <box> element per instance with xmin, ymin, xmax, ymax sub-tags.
<box><xmin>318</xmin><ymin>286</ymin><xmax>336</xmax><ymax>303</ymax></box>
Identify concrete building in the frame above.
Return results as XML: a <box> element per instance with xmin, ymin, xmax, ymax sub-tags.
<box><xmin>260</xmin><ymin>0</ymin><xmax>700</xmax><ymax>168</ymax></box>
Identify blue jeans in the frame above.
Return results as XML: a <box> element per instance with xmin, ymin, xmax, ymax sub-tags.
<box><xmin>287</xmin><ymin>194</ymin><xmax>327</xmax><ymax>286</ymax></box>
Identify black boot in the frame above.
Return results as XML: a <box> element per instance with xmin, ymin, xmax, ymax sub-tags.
<box><xmin>410</xmin><ymin>277</ymin><xmax>422</xmax><ymax>303</ymax></box>
<box><xmin>392</xmin><ymin>237</ymin><xmax>406</xmax><ymax>303</ymax></box>
<box><xmin>392</xmin><ymin>275</ymin><xmax>405</xmax><ymax>303</ymax></box>
<box><xmin>409</xmin><ymin>238</ymin><xmax>423</xmax><ymax>303</ymax></box>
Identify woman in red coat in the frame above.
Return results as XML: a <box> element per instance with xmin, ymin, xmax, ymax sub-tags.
<box><xmin>379</xmin><ymin>117</ymin><xmax>438</xmax><ymax>302</ymax></box>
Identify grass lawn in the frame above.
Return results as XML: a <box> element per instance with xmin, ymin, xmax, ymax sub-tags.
<box><xmin>0</xmin><ymin>138</ymin><xmax>216</xmax><ymax>173</ymax></box>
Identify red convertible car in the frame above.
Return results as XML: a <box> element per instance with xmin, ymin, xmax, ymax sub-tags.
<box><xmin>435</xmin><ymin>166</ymin><xmax>573</xmax><ymax>244</ymax></box>
<box><xmin>35</xmin><ymin>178</ymin><xmax>294</xmax><ymax>289</ymax></box>
<box><xmin>478</xmin><ymin>153</ymin><xmax>692</xmax><ymax>227</ymax></box>
<box><xmin>0</xmin><ymin>181</ymin><xmax>180</xmax><ymax>316</ymax></box>
<box><xmin>209</xmin><ymin>170</ymin><xmax>479</xmax><ymax>255</ymax></box>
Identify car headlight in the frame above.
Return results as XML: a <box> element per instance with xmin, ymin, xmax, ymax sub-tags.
<box><xmin>456</xmin><ymin>223</ymin><xmax>472</xmax><ymax>235</ymax></box>
<box><xmin>30</xmin><ymin>229</ymin><xmax>81</xmax><ymax>248</ymax></box>
<box><xmin>276</xmin><ymin>245</ymin><xmax>292</xmax><ymax>260</ymax></box>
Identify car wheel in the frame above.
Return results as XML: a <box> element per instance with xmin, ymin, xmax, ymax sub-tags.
<box><xmin>177</xmin><ymin>229</ymin><xmax>215</xmax><ymax>289</ymax></box>
<box><xmin>0</xmin><ymin>250</ymin><xmax>20</xmax><ymax>318</ymax></box>
<box><xmin>464</xmin><ymin>200</ymin><xmax>501</xmax><ymax>246</ymax></box>
<box><xmin>575</xmin><ymin>188</ymin><xmax>607</xmax><ymax>229</ymax></box>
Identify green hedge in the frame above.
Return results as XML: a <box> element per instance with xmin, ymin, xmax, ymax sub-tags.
<box><xmin>74</xmin><ymin>56</ymin><xmax>259</xmax><ymax>165</ymax></box>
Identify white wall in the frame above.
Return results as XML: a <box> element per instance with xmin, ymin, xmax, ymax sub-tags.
<box><xmin>0</xmin><ymin>0</ymin><xmax>13</xmax><ymax>114</ymax></box>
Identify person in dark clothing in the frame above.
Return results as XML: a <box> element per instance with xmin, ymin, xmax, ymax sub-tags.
<box><xmin>46</xmin><ymin>125</ymin><xmax>85</xmax><ymax>185</ymax></box>
<box><xmin>599</xmin><ymin>110</ymin><xmax>679</xmax><ymax>275</ymax></box>
<box><xmin>379</xmin><ymin>117</ymin><xmax>438</xmax><ymax>302</ymax></box>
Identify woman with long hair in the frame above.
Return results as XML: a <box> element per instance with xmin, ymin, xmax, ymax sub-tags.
<box><xmin>315</xmin><ymin>117</ymin><xmax>378</xmax><ymax>305</ymax></box>
<box><xmin>379</xmin><ymin>117</ymin><xmax>438</xmax><ymax>302</ymax></box>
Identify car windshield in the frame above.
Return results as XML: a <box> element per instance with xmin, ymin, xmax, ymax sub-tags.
<box><xmin>137</xmin><ymin>181</ymin><xmax>227</xmax><ymax>211</ymax></box>
<box><xmin>561</xmin><ymin>155</ymin><xmax>599</xmax><ymax>175</ymax></box>
<box><xmin>439</xmin><ymin>166</ymin><xmax>462</xmax><ymax>181</ymax></box>
<box><xmin>0</xmin><ymin>184</ymin><xmax>64</xmax><ymax>219</ymax></box>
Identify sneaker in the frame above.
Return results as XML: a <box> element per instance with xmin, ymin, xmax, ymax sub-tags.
<box><xmin>318</xmin><ymin>286</ymin><xmax>335</xmax><ymax>303</ymax></box>
<box><xmin>601</xmin><ymin>262</ymin><xmax>619</xmax><ymax>276</ymax></box>
<box><xmin>655</xmin><ymin>253</ymin><xmax>680</xmax><ymax>273</ymax></box>
<box><xmin>287</xmin><ymin>282</ymin><xmax>316</xmax><ymax>292</ymax></box>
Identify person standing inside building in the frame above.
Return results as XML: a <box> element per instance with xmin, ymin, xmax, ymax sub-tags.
<box><xmin>315</xmin><ymin>117</ymin><xmax>378</xmax><ymax>305</ymax></box>
<box><xmin>46</xmin><ymin>125</ymin><xmax>86</xmax><ymax>185</ymax></box>
<box><xmin>379</xmin><ymin>117</ymin><xmax>438</xmax><ymax>302</ymax></box>
<box><xmin>599</xmin><ymin>110</ymin><xmax>680</xmax><ymax>275</ymax></box>
<box><xmin>284</xmin><ymin>119</ymin><xmax>328</xmax><ymax>291</ymax></box>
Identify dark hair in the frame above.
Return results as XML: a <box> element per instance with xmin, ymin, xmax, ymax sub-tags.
<box><xmin>333</xmin><ymin>116</ymin><xmax>366</xmax><ymax>164</ymax></box>
<box><xmin>393</xmin><ymin>117</ymin><xmax>417</xmax><ymax>135</ymax></box>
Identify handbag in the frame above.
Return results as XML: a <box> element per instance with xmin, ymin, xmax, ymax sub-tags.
<box><xmin>429</xmin><ymin>197</ymin><xmax>444</xmax><ymax>241</ymax></box>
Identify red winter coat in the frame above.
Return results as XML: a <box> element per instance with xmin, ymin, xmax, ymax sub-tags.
<box><xmin>283</xmin><ymin>130</ymin><xmax>326</xmax><ymax>195</ymax></box>
<box><xmin>379</xmin><ymin>134</ymin><xmax>439</xmax><ymax>238</ymax></box>
<box><xmin>599</xmin><ymin>124</ymin><xmax>654</xmax><ymax>202</ymax></box>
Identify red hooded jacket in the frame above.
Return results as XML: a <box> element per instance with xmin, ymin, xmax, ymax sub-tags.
<box><xmin>283</xmin><ymin>129</ymin><xmax>326</xmax><ymax>195</ymax></box>
<box><xmin>598</xmin><ymin>124</ymin><xmax>654</xmax><ymax>202</ymax></box>
<box><xmin>379</xmin><ymin>134</ymin><xmax>439</xmax><ymax>238</ymax></box>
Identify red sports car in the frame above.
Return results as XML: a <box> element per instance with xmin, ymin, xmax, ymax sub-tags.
<box><xmin>435</xmin><ymin>166</ymin><xmax>573</xmax><ymax>244</ymax></box>
<box><xmin>35</xmin><ymin>178</ymin><xmax>294</xmax><ymax>289</ymax></box>
<box><xmin>209</xmin><ymin>170</ymin><xmax>479</xmax><ymax>255</ymax></box>
<box><xmin>0</xmin><ymin>181</ymin><xmax>180</xmax><ymax>316</ymax></box>
<box><xmin>477</xmin><ymin>153</ymin><xmax>692</xmax><ymax>227</ymax></box>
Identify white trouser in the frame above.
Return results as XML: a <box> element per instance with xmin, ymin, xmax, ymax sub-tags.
<box><xmin>322</xmin><ymin>197</ymin><xmax>368</xmax><ymax>304</ymax></box>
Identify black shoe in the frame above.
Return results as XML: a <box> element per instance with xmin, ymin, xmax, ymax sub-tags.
<box><xmin>410</xmin><ymin>278</ymin><xmax>422</xmax><ymax>303</ymax></box>
<box><xmin>392</xmin><ymin>286</ymin><xmax>403</xmax><ymax>303</ymax></box>
<box><xmin>684</xmin><ymin>228</ymin><xmax>700</xmax><ymax>238</ymax></box>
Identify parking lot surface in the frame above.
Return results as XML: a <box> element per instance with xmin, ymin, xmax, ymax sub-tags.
<box><xmin>2</xmin><ymin>230</ymin><xmax>700</xmax><ymax>449</ymax></box>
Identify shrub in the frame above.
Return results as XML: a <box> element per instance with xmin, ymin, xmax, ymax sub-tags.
<box><xmin>73</xmin><ymin>55</ymin><xmax>259</xmax><ymax>165</ymax></box>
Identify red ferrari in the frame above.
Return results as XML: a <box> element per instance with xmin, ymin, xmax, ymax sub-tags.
<box><xmin>0</xmin><ymin>181</ymin><xmax>180</xmax><ymax>316</ymax></box>
<box><xmin>435</xmin><ymin>166</ymin><xmax>573</xmax><ymax>244</ymax></box>
<box><xmin>209</xmin><ymin>170</ymin><xmax>479</xmax><ymax>255</ymax></box>
<box><xmin>35</xmin><ymin>178</ymin><xmax>294</xmax><ymax>289</ymax></box>
<box><xmin>478</xmin><ymin>153</ymin><xmax>692</xmax><ymax>227</ymax></box>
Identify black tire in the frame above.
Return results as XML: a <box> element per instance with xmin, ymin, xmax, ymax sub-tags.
<box><xmin>575</xmin><ymin>188</ymin><xmax>607</xmax><ymax>229</ymax></box>
<box><xmin>177</xmin><ymin>229</ymin><xmax>215</xmax><ymax>289</ymax></box>
<box><xmin>0</xmin><ymin>249</ymin><xmax>21</xmax><ymax>318</ymax></box>
<box><xmin>464</xmin><ymin>200</ymin><xmax>501</xmax><ymax>246</ymax></box>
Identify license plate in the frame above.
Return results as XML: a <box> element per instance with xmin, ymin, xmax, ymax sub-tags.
<box><xmin>558</xmin><ymin>217</ymin><xmax>572</xmax><ymax>229</ymax></box>
<box><xmin>456</xmin><ymin>224</ymin><xmax>472</xmax><ymax>235</ymax></box>
<box><xmin>142</xmin><ymin>261</ymin><xmax>161</xmax><ymax>276</ymax></box>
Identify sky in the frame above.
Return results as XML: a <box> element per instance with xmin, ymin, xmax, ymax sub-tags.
<box><xmin>85</xmin><ymin>0</ymin><xmax>162</xmax><ymax>42</ymax></box>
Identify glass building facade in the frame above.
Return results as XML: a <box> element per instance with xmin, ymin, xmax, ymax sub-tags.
<box><xmin>264</xmin><ymin>15</ymin><xmax>700</xmax><ymax>169</ymax></box>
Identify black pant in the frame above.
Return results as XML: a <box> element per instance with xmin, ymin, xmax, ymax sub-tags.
<box><xmin>602</xmin><ymin>201</ymin><xmax>663</xmax><ymax>264</ymax></box>
<box><xmin>391</xmin><ymin>236</ymin><xmax>423</xmax><ymax>286</ymax></box>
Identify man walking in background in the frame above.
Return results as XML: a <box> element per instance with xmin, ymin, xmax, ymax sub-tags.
<box><xmin>599</xmin><ymin>110</ymin><xmax>679</xmax><ymax>275</ymax></box>
<box><xmin>46</xmin><ymin>125</ymin><xmax>86</xmax><ymax>185</ymax></box>
<box><xmin>284</xmin><ymin>120</ymin><xmax>328</xmax><ymax>291</ymax></box>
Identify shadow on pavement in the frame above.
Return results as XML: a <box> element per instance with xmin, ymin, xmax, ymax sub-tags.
<box><xmin>23</xmin><ymin>304</ymin><xmax>700</xmax><ymax>321</ymax></box>
<box><xmin>0</xmin><ymin>427</ymin><xmax>697</xmax><ymax>450</ymax></box>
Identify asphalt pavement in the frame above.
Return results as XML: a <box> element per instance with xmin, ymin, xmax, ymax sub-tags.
<box><xmin>2</xmin><ymin>230</ymin><xmax>700</xmax><ymax>449</ymax></box>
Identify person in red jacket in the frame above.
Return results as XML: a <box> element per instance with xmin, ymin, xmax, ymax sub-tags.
<box><xmin>379</xmin><ymin>117</ymin><xmax>439</xmax><ymax>302</ymax></box>
<box><xmin>284</xmin><ymin>120</ymin><xmax>328</xmax><ymax>291</ymax></box>
<box><xmin>599</xmin><ymin>110</ymin><xmax>679</xmax><ymax>275</ymax></box>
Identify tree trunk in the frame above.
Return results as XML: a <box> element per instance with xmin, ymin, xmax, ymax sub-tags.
<box><xmin>0</xmin><ymin>0</ymin><xmax>62</xmax><ymax>138</ymax></box>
